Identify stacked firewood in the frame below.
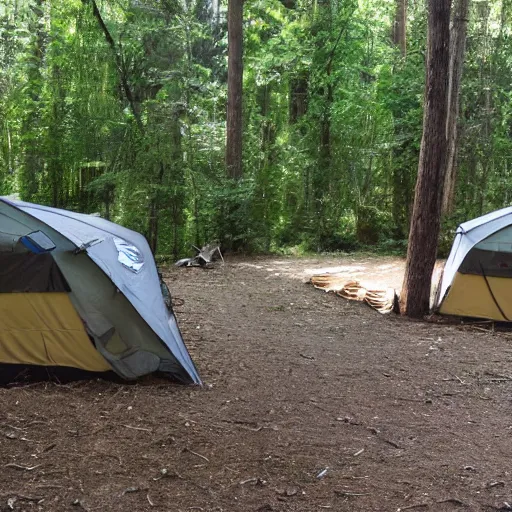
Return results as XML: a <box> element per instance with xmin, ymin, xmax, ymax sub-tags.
<box><xmin>310</xmin><ymin>275</ymin><xmax>397</xmax><ymax>314</ymax></box>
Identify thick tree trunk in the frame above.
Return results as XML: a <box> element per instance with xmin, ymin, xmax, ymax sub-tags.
<box><xmin>442</xmin><ymin>0</ymin><xmax>470</xmax><ymax>214</ymax></box>
<box><xmin>400</xmin><ymin>0</ymin><xmax>450</xmax><ymax>318</ymax></box>
<box><xmin>226</xmin><ymin>0</ymin><xmax>243</xmax><ymax>179</ymax></box>
<box><xmin>393</xmin><ymin>0</ymin><xmax>407</xmax><ymax>56</ymax></box>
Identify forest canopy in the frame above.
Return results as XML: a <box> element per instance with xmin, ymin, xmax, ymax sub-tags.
<box><xmin>1</xmin><ymin>0</ymin><xmax>511</xmax><ymax>257</ymax></box>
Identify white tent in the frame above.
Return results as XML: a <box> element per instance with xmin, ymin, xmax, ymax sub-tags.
<box><xmin>0</xmin><ymin>197</ymin><xmax>200</xmax><ymax>384</ymax></box>
<box><xmin>436</xmin><ymin>206</ymin><xmax>512</xmax><ymax>321</ymax></box>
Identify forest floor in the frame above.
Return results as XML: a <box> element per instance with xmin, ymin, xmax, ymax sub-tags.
<box><xmin>2</xmin><ymin>254</ymin><xmax>512</xmax><ymax>512</ymax></box>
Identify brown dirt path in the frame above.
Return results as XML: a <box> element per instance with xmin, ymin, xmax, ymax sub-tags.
<box><xmin>1</xmin><ymin>254</ymin><xmax>512</xmax><ymax>512</ymax></box>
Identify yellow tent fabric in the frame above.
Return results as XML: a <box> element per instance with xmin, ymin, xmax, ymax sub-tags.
<box><xmin>439</xmin><ymin>272</ymin><xmax>512</xmax><ymax>321</ymax></box>
<box><xmin>0</xmin><ymin>292</ymin><xmax>111</xmax><ymax>371</ymax></box>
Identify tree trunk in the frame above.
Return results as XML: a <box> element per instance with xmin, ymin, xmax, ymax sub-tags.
<box><xmin>20</xmin><ymin>0</ymin><xmax>45</xmax><ymax>200</ymax></box>
<box><xmin>289</xmin><ymin>72</ymin><xmax>308</xmax><ymax>123</ymax></box>
<box><xmin>393</xmin><ymin>0</ymin><xmax>407</xmax><ymax>56</ymax></box>
<box><xmin>400</xmin><ymin>0</ymin><xmax>450</xmax><ymax>318</ymax></box>
<box><xmin>390</xmin><ymin>0</ymin><xmax>408</xmax><ymax>234</ymax></box>
<box><xmin>226</xmin><ymin>0</ymin><xmax>243</xmax><ymax>179</ymax></box>
<box><xmin>148</xmin><ymin>162</ymin><xmax>165</xmax><ymax>254</ymax></box>
<box><xmin>442</xmin><ymin>0</ymin><xmax>470</xmax><ymax>214</ymax></box>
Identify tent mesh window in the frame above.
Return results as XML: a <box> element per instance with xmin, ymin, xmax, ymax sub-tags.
<box><xmin>0</xmin><ymin>252</ymin><xmax>71</xmax><ymax>293</ymax></box>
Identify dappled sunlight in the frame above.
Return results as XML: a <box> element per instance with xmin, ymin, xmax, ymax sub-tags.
<box><xmin>230</xmin><ymin>254</ymin><xmax>407</xmax><ymax>289</ymax></box>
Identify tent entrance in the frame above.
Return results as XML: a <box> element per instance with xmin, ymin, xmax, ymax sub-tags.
<box><xmin>0</xmin><ymin>251</ymin><xmax>110</xmax><ymax>372</ymax></box>
<box><xmin>0</xmin><ymin>252</ymin><xmax>70</xmax><ymax>292</ymax></box>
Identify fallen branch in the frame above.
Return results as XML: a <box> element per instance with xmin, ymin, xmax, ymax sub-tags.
<box><xmin>240</xmin><ymin>477</ymin><xmax>258</xmax><ymax>485</ymax></box>
<box><xmin>334</xmin><ymin>490</ymin><xmax>370</xmax><ymax>497</ymax></box>
<box><xmin>184</xmin><ymin>448</ymin><xmax>210</xmax><ymax>463</ymax></box>
<box><xmin>397</xmin><ymin>504</ymin><xmax>429</xmax><ymax>511</ymax></box>
<box><xmin>452</xmin><ymin>374</ymin><xmax>466</xmax><ymax>385</ymax></box>
<box><xmin>121</xmin><ymin>424</ymin><xmax>152</xmax><ymax>433</ymax></box>
<box><xmin>5</xmin><ymin>463</ymin><xmax>42</xmax><ymax>471</ymax></box>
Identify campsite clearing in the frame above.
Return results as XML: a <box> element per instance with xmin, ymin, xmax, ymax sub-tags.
<box><xmin>2</xmin><ymin>254</ymin><xmax>512</xmax><ymax>512</ymax></box>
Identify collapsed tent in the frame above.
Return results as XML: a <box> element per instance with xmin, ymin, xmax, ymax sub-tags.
<box><xmin>0</xmin><ymin>197</ymin><xmax>200</xmax><ymax>384</ymax></box>
<box><xmin>435</xmin><ymin>206</ymin><xmax>512</xmax><ymax>321</ymax></box>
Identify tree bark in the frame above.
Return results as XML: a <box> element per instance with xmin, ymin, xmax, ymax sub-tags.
<box><xmin>226</xmin><ymin>0</ymin><xmax>243</xmax><ymax>179</ymax></box>
<box><xmin>21</xmin><ymin>0</ymin><xmax>45</xmax><ymax>200</ymax></box>
<box><xmin>289</xmin><ymin>72</ymin><xmax>308</xmax><ymax>124</ymax></box>
<box><xmin>393</xmin><ymin>0</ymin><xmax>407</xmax><ymax>56</ymax></box>
<box><xmin>148</xmin><ymin>161</ymin><xmax>165</xmax><ymax>254</ymax></box>
<box><xmin>442</xmin><ymin>0</ymin><xmax>470</xmax><ymax>214</ymax></box>
<box><xmin>400</xmin><ymin>0</ymin><xmax>450</xmax><ymax>318</ymax></box>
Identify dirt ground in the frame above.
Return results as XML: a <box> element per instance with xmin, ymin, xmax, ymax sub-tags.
<box><xmin>2</xmin><ymin>254</ymin><xmax>512</xmax><ymax>512</ymax></box>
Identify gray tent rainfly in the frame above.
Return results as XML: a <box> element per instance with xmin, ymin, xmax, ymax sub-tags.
<box><xmin>0</xmin><ymin>197</ymin><xmax>200</xmax><ymax>384</ymax></box>
<box><xmin>434</xmin><ymin>206</ymin><xmax>512</xmax><ymax>321</ymax></box>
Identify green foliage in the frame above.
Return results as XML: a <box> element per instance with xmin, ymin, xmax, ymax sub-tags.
<box><xmin>1</xmin><ymin>0</ymin><xmax>511</xmax><ymax>258</ymax></box>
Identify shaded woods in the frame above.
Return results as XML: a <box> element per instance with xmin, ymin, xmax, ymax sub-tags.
<box><xmin>1</xmin><ymin>0</ymin><xmax>511</xmax><ymax>258</ymax></box>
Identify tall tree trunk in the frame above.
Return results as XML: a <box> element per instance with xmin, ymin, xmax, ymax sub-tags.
<box><xmin>400</xmin><ymin>0</ymin><xmax>450</xmax><ymax>318</ymax></box>
<box><xmin>148</xmin><ymin>162</ymin><xmax>165</xmax><ymax>254</ymax></box>
<box><xmin>390</xmin><ymin>0</ymin><xmax>408</xmax><ymax>235</ymax></box>
<box><xmin>48</xmin><ymin>64</ymin><xmax>65</xmax><ymax>208</ymax></box>
<box><xmin>20</xmin><ymin>0</ymin><xmax>45</xmax><ymax>200</ymax></box>
<box><xmin>393</xmin><ymin>0</ymin><xmax>407</xmax><ymax>56</ymax></box>
<box><xmin>442</xmin><ymin>0</ymin><xmax>470</xmax><ymax>214</ymax></box>
<box><xmin>226</xmin><ymin>0</ymin><xmax>243</xmax><ymax>179</ymax></box>
<box><xmin>289</xmin><ymin>72</ymin><xmax>308</xmax><ymax>123</ymax></box>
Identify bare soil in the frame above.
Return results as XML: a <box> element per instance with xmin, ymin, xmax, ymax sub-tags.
<box><xmin>1</xmin><ymin>254</ymin><xmax>512</xmax><ymax>512</ymax></box>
